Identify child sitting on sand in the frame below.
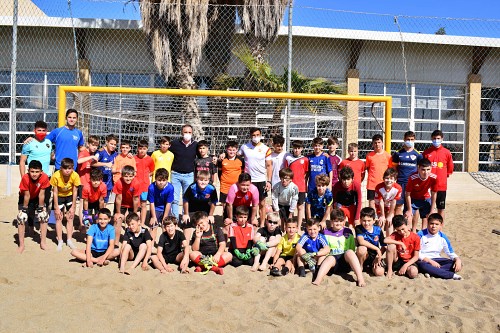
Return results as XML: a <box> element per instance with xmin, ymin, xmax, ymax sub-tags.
<box><xmin>313</xmin><ymin>209</ymin><xmax>365</xmax><ymax>286</ymax></box>
<box><xmin>119</xmin><ymin>213</ymin><xmax>153</xmax><ymax>274</ymax></box>
<box><xmin>190</xmin><ymin>211</ymin><xmax>232</xmax><ymax>275</ymax></box>
<box><xmin>295</xmin><ymin>219</ymin><xmax>330</xmax><ymax>277</ymax></box>
<box><xmin>417</xmin><ymin>213</ymin><xmax>462</xmax><ymax>280</ymax></box>
<box><xmin>228</xmin><ymin>206</ymin><xmax>258</xmax><ymax>268</ymax></box>
<box><xmin>355</xmin><ymin>207</ymin><xmax>386</xmax><ymax>277</ymax></box>
<box><xmin>151</xmin><ymin>217</ymin><xmax>190</xmax><ymax>273</ymax></box>
<box><xmin>70</xmin><ymin>208</ymin><xmax>119</xmax><ymax>267</ymax></box>
<box><xmin>251</xmin><ymin>212</ymin><xmax>283</xmax><ymax>272</ymax></box>
<box><xmin>270</xmin><ymin>218</ymin><xmax>300</xmax><ymax>277</ymax></box>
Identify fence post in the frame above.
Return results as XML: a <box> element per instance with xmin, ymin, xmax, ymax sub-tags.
<box><xmin>466</xmin><ymin>74</ymin><xmax>481</xmax><ymax>172</ymax></box>
<box><xmin>345</xmin><ymin>69</ymin><xmax>360</xmax><ymax>152</ymax></box>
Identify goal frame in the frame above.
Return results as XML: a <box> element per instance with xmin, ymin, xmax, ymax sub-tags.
<box><xmin>58</xmin><ymin>85</ymin><xmax>393</xmax><ymax>153</ymax></box>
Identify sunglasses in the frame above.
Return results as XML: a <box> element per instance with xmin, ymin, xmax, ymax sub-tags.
<box><xmin>267</xmin><ymin>221</ymin><xmax>278</xmax><ymax>225</ymax></box>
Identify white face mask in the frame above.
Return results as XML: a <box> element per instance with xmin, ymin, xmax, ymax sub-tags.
<box><xmin>183</xmin><ymin>133</ymin><xmax>192</xmax><ymax>142</ymax></box>
<box><xmin>404</xmin><ymin>140</ymin><xmax>414</xmax><ymax>148</ymax></box>
<box><xmin>432</xmin><ymin>139</ymin><xmax>442</xmax><ymax>148</ymax></box>
<box><xmin>252</xmin><ymin>136</ymin><xmax>261</xmax><ymax>144</ymax></box>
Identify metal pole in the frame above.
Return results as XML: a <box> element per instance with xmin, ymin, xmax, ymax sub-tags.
<box><xmin>285</xmin><ymin>0</ymin><xmax>293</xmax><ymax>151</ymax></box>
<box><xmin>8</xmin><ymin>0</ymin><xmax>19</xmax><ymax>196</ymax></box>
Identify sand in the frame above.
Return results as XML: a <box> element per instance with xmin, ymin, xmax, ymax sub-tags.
<box><xmin>1</xmin><ymin>183</ymin><xmax>499</xmax><ymax>332</ymax></box>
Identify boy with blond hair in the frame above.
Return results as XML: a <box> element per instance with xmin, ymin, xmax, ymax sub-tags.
<box><xmin>270</xmin><ymin>218</ymin><xmax>300</xmax><ymax>277</ymax></box>
<box><xmin>366</xmin><ymin>134</ymin><xmax>392</xmax><ymax>209</ymax></box>
<box><xmin>339</xmin><ymin>142</ymin><xmax>365</xmax><ymax>186</ymax></box>
<box><xmin>112</xmin><ymin>140</ymin><xmax>137</xmax><ymax>183</ymax></box>
<box><xmin>271</xmin><ymin>167</ymin><xmax>299</xmax><ymax>227</ymax></box>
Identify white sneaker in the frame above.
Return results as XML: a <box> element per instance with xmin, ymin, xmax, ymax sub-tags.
<box><xmin>453</xmin><ymin>274</ymin><xmax>462</xmax><ymax>280</ymax></box>
<box><xmin>66</xmin><ymin>239</ymin><xmax>76</xmax><ymax>250</ymax></box>
<box><xmin>56</xmin><ymin>241</ymin><xmax>64</xmax><ymax>252</ymax></box>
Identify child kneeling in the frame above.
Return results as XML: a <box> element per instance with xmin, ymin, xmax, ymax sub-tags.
<box><xmin>151</xmin><ymin>217</ymin><xmax>190</xmax><ymax>273</ymax></box>
<box><xmin>119</xmin><ymin>213</ymin><xmax>153</xmax><ymax>274</ymax></box>
<box><xmin>189</xmin><ymin>211</ymin><xmax>232</xmax><ymax>275</ymax></box>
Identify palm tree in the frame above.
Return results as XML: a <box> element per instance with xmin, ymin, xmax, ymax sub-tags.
<box><xmin>138</xmin><ymin>1</ymin><xmax>288</xmax><ymax>139</ymax></box>
<box><xmin>214</xmin><ymin>46</ymin><xmax>346</xmax><ymax>135</ymax></box>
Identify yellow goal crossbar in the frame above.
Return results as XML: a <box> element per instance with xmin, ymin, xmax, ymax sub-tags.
<box><xmin>58</xmin><ymin>85</ymin><xmax>392</xmax><ymax>153</ymax></box>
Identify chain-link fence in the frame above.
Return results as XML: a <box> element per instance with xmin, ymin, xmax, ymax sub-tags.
<box><xmin>1</xmin><ymin>1</ymin><xmax>499</xmax><ymax>184</ymax></box>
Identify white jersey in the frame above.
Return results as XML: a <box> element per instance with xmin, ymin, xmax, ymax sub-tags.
<box><xmin>270</xmin><ymin>151</ymin><xmax>287</xmax><ymax>187</ymax></box>
<box><xmin>417</xmin><ymin>229</ymin><xmax>458</xmax><ymax>261</ymax></box>
<box><xmin>239</xmin><ymin>142</ymin><xmax>272</xmax><ymax>183</ymax></box>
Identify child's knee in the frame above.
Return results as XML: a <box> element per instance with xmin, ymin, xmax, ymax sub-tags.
<box><xmin>356</xmin><ymin>246</ymin><xmax>367</xmax><ymax>256</ymax></box>
<box><xmin>386</xmin><ymin>244</ymin><xmax>396</xmax><ymax>253</ymax></box>
<box><xmin>407</xmin><ymin>266</ymin><xmax>418</xmax><ymax>278</ymax></box>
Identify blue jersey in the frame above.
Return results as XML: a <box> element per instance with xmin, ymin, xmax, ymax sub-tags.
<box><xmin>307</xmin><ymin>154</ymin><xmax>332</xmax><ymax>192</ymax></box>
<box><xmin>355</xmin><ymin>225</ymin><xmax>385</xmax><ymax>248</ymax></box>
<box><xmin>305</xmin><ymin>188</ymin><xmax>333</xmax><ymax>219</ymax></box>
<box><xmin>298</xmin><ymin>232</ymin><xmax>329</xmax><ymax>253</ymax></box>
<box><xmin>183</xmin><ymin>182</ymin><xmax>218</xmax><ymax>214</ymax></box>
<box><xmin>87</xmin><ymin>223</ymin><xmax>115</xmax><ymax>252</ymax></box>
<box><xmin>46</xmin><ymin>126</ymin><xmax>84</xmax><ymax>170</ymax></box>
<box><xmin>392</xmin><ymin>149</ymin><xmax>422</xmax><ymax>185</ymax></box>
<box><xmin>21</xmin><ymin>138</ymin><xmax>52</xmax><ymax>175</ymax></box>
<box><xmin>96</xmin><ymin>149</ymin><xmax>118</xmax><ymax>190</ymax></box>
<box><xmin>147</xmin><ymin>182</ymin><xmax>174</xmax><ymax>211</ymax></box>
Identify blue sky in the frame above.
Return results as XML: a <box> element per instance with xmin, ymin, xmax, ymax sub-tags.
<box><xmin>32</xmin><ymin>0</ymin><xmax>500</xmax><ymax>36</ymax></box>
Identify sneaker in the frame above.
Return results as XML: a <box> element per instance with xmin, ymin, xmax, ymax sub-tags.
<box><xmin>453</xmin><ymin>274</ymin><xmax>462</xmax><ymax>280</ymax></box>
<box><xmin>195</xmin><ymin>266</ymin><xmax>202</xmax><ymax>273</ymax></box>
<box><xmin>424</xmin><ymin>273</ymin><xmax>431</xmax><ymax>278</ymax></box>
<box><xmin>56</xmin><ymin>241</ymin><xmax>64</xmax><ymax>252</ymax></box>
<box><xmin>211</xmin><ymin>267</ymin><xmax>224</xmax><ymax>275</ymax></box>
<box><xmin>66</xmin><ymin>239</ymin><xmax>76</xmax><ymax>250</ymax></box>
<box><xmin>270</xmin><ymin>267</ymin><xmax>281</xmax><ymax>277</ymax></box>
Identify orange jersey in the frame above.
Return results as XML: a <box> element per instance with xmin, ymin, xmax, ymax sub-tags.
<box><xmin>339</xmin><ymin>159</ymin><xmax>365</xmax><ymax>185</ymax></box>
<box><xmin>218</xmin><ymin>156</ymin><xmax>245</xmax><ymax>194</ymax></box>
<box><xmin>112</xmin><ymin>154</ymin><xmax>137</xmax><ymax>183</ymax></box>
<box><xmin>365</xmin><ymin>151</ymin><xmax>391</xmax><ymax>190</ymax></box>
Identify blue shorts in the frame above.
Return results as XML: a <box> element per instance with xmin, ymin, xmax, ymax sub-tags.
<box><xmin>140</xmin><ymin>191</ymin><xmax>148</xmax><ymax>202</ymax></box>
<box><xmin>411</xmin><ymin>198</ymin><xmax>431</xmax><ymax>217</ymax></box>
<box><xmin>396</xmin><ymin>183</ymin><xmax>406</xmax><ymax>206</ymax></box>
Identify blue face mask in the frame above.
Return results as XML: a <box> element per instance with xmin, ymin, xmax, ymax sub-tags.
<box><xmin>404</xmin><ymin>140</ymin><xmax>414</xmax><ymax>148</ymax></box>
<box><xmin>432</xmin><ymin>139</ymin><xmax>442</xmax><ymax>148</ymax></box>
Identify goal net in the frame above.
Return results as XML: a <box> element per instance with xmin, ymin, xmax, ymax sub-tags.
<box><xmin>59</xmin><ymin>86</ymin><xmax>392</xmax><ymax>156</ymax></box>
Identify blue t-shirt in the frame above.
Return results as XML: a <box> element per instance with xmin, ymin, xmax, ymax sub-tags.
<box><xmin>305</xmin><ymin>188</ymin><xmax>333</xmax><ymax>219</ymax></box>
<box><xmin>21</xmin><ymin>138</ymin><xmax>52</xmax><ymax>175</ymax></box>
<box><xmin>147</xmin><ymin>182</ymin><xmax>174</xmax><ymax>211</ymax></box>
<box><xmin>392</xmin><ymin>149</ymin><xmax>423</xmax><ymax>185</ymax></box>
<box><xmin>298</xmin><ymin>232</ymin><xmax>329</xmax><ymax>253</ymax></box>
<box><xmin>87</xmin><ymin>223</ymin><xmax>115</xmax><ymax>252</ymax></box>
<box><xmin>355</xmin><ymin>225</ymin><xmax>385</xmax><ymax>248</ymax></box>
<box><xmin>96</xmin><ymin>149</ymin><xmax>118</xmax><ymax>190</ymax></box>
<box><xmin>46</xmin><ymin>126</ymin><xmax>84</xmax><ymax>170</ymax></box>
<box><xmin>307</xmin><ymin>154</ymin><xmax>332</xmax><ymax>192</ymax></box>
<box><xmin>183</xmin><ymin>182</ymin><xmax>218</xmax><ymax>213</ymax></box>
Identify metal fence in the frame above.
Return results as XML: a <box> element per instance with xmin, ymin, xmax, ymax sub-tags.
<box><xmin>1</xmin><ymin>0</ymin><xmax>499</xmax><ymax>173</ymax></box>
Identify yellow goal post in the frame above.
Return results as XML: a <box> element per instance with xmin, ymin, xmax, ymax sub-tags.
<box><xmin>58</xmin><ymin>85</ymin><xmax>392</xmax><ymax>153</ymax></box>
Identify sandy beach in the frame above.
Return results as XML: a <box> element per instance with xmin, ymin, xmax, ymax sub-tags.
<box><xmin>0</xmin><ymin>173</ymin><xmax>499</xmax><ymax>333</ymax></box>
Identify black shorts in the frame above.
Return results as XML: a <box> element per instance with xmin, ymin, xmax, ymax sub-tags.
<box><xmin>54</xmin><ymin>196</ymin><xmax>73</xmax><ymax>211</ymax></box>
<box><xmin>279</xmin><ymin>255</ymin><xmax>294</xmax><ymax>263</ymax></box>
<box><xmin>115</xmin><ymin>206</ymin><xmax>134</xmax><ymax>216</ymax></box>
<box><xmin>91</xmin><ymin>250</ymin><xmax>106</xmax><ymax>258</ymax></box>
<box><xmin>363</xmin><ymin>249</ymin><xmax>379</xmax><ymax>270</ymax></box>
<box><xmin>367</xmin><ymin>189</ymin><xmax>376</xmax><ymax>201</ymax></box>
<box><xmin>436</xmin><ymin>191</ymin><xmax>447</xmax><ymax>210</ymax></box>
<box><xmin>163</xmin><ymin>253</ymin><xmax>179</xmax><ymax>264</ymax></box>
<box><xmin>77</xmin><ymin>185</ymin><xmax>83</xmax><ymax>200</ymax></box>
<box><xmin>88</xmin><ymin>201</ymin><xmax>100</xmax><ymax>214</ymax></box>
<box><xmin>179</xmin><ymin>212</ymin><xmax>195</xmax><ymax>230</ymax></box>
<box><xmin>253</xmin><ymin>181</ymin><xmax>268</xmax><ymax>201</ymax></box>
<box><xmin>297</xmin><ymin>192</ymin><xmax>306</xmax><ymax>205</ymax></box>
<box><xmin>278</xmin><ymin>205</ymin><xmax>290</xmax><ymax>220</ymax></box>
<box><xmin>328</xmin><ymin>254</ymin><xmax>351</xmax><ymax>275</ymax></box>
<box><xmin>392</xmin><ymin>258</ymin><xmax>417</xmax><ymax>271</ymax></box>
<box><xmin>219</xmin><ymin>192</ymin><xmax>228</xmax><ymax>204</ymax></box>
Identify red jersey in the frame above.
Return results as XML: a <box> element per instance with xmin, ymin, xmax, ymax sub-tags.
<box><xmin>19</xmin><ymin>173</ymin><xmax>50</xmax><ymax>200</ymax></box>
<box><xmin>77</xmin><ymin>149</ymin><xmax>93</xmax><ymax>186</ymax></box>
<box><xmin>134</xmin><ymin>155</ymin><xmax>155</xmax><ymax>193</ymax></box>
<box><xmin>339</xmin><ymin>159</ymin><xmax>365</xmax><ymax>186</ymax></box>
<box><xmin>374</xmin><ymin>182</ymin><xmax>402</xmax><ymax>215</ymax></box>
<box><xmin>332</xmin><ymin>180</ymin><xmax>362</xmax><ymax>221</ymax></box>
<box><xmin>422</xmin><ymin>145</ymin><xmax>453</xmax><ymax>191</ymax></box>
<box><xmin>229</xmin><ymin>223</ymin><xmax>255</xmax><ymax>250</ymax></box>
<box><xmin>389</xmin><ymin>231</ymin><xmax>420</xmax><ymax>262</ymax></box>
<box><xmin>406</xmin><ymin>172</ymin><xmax>438</xmax><ymax>200</ymax></box>
<box><xmin>82</xmin><ymin>182</ymin><xmax>107</xmax><ymax>203</ymax></box>
<box><xmin>365</xmin><ymin>151</ymin><xmax>392</xmax><ymax>190</ymax></box>
<box><xmin>284</xmin><ymin>154</ymin><xmax>309</xmax><ymax>192</ymax></box>
<box><xmin>112</xmin><ymin>178</ymin><xmax>141</xmax><ymax>208</ymax></box>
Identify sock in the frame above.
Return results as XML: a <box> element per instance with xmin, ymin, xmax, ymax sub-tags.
<box><xmin>211</xmin><ymin>257</ymin><xmax>226</xmax><ymax>271</ymax></box>
<box><xmin>281</xmin><ymin>266</ymin><xmax>289</xmax><ymax>276</ymax></box>
<box><xmin>298</xmin><ymin>266</ymin><xmax>306</xmax><ymax>277</ymax></box>
<box><xmin>193</xmin><ymin>255</ymin><xmax>201</xmax><ymax>265</ymax></box>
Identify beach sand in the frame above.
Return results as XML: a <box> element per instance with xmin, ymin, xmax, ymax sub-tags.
<box><xmin>0</xmin><ymin>174</ymin><xmax>499</xmax><ymax>332</ymax></box>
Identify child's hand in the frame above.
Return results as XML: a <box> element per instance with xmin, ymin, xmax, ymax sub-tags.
<box><xmin>319</xmin><ymin>221</ymin><xmax>326</xmax><ymax>230</ymax></box>
<box><xmin>453</xmin><ymin>258</ymin><xmax>462</xmax><ymax>272</ymax></box>
<box><xmin>399</xmin><ymin>242</ymin><xmax>407</xmax><ymax>252</ymax></box>
<box><xmin>354</xmin><ymin>219</ymin><xmax>360</xmax><ymax>226</ymax></box>
<box><xmin>429</xmin><ymin>259</ymin><xmax>441</xmax><ymax>268</ymax></box>
<box><xmin>195</xmin><ymin>225</ymin><xmax>203</xmax><ymax>238</ymax></box>
<box><xmin>141</xmin><ymin>262</ymin><xmax>149</xmax><ymax>271</ymax></box>
<box><xmin>55</xmin><ymin>208</ymin><xmax>63</xmax><ymax>220</ymax></box>
<box><xmin>179</xmin><ymin>258</ymin><xmax>189</xmax><ymax>273</ymax></box>
<box><xmin>182</xmin><ymin>214</ymin><xmax>190</xmax><ymax>224</ymax></box>
<box><xmin>398</xmin><ymin>263</ymin><xmax>409</xmax><ymax>276</ymax></box>
<box><xmin>207</xmin><ymin>215</ymin><xmax>214</xmax><ymax>224</ymax></box>
<box><xmin>213</xmin><ymin>253</ymin><xmax>221</xmax><ymax>263</ymax></box>
<box><xmin>67</xmin><ymin>207</ymin><xmax>75</xmax><ymax>220</ymax></box>
<box><xmin>404</xmin><ymin>210</ymin><xmax>413</xmax><ymax>220</ymax></box>
<box><xmin>223</xmin><ymin>218</ymin><xmax>233</xmax><ymax>227</ymax></box>
<box><xmin>378</xmin><ymin>216</ymin><xmax>386</xmax><ymax>228</ymax></box>
<box><xmin>164</xmin><ymin>264</ymin><xmax>174</xmax><ymax>273</ymax></box>
<box><xmin>96</xmin><ymin>257</ymin><xmax>105</xmax><ymax>266</ymax></box>
<box><xmin>86</xmin><ymin>259</ymin><xmax>93</xmax><ymax>268</ymax></box>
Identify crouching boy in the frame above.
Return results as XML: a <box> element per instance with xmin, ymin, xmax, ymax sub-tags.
<box><xmin>151</xmin><ymin>217</ymin><xmax>190</xmax><ymax>273</ymax></box>
<box><xmin>385</xmin><ymin>215</ymin><xmax>420</xmax><ymax>279</ymax></box>
<box><xmin>119</xmin><ymin>213</ymin><xmax>153</xmax><ymax>274</ymax></box>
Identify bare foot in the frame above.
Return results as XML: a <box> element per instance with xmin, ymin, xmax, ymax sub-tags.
<box><xmin>258</xmin><ymin>264</ymin><xmax>268</xmax><ymax>271</ymax></box>
<box><xmin>103</xmin><ymin>260</ymin><xmax>110</xmax><ymax>266</ymax></box>
<box><xmin>160</xmin><ymin>269</ymin><xmax>167</xmax><ymax>274</ymax></box>
<box><xmin>250</xmin><ymin>265</ymin><xmax>258</xmax><ymax>272</ymax></box>
<box><xmin>357</xmin><ymin>279</ymin><xmax>366</xmax><ymax>287</ymax></box>
<box><xmin>387</xmin><ymin>271</ymin><xmax>394</xmax><ymax>279</ymax></box>
<box><xmin>124</xmin><ymin>270</ymin><xmax>132</xmax><ymax>275</ymax></box>
<box><xmin>311</xmin><ymin>281</ymin><xmax>320</xmax><ymax>286</ymax></box>
<box><xmin>17</xmin><ymin>245</ymin><xmax>25</xmax><ymax>254</ymax></box>
<box><xmin>40</xmin><ymin>242</ymin><xmax>47</xmax><ymax>250</ymax></box>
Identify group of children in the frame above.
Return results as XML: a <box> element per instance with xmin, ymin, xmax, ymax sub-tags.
<box><xmin>17</xmin><ymin>117</ymin><xmax>462</xmax><ymax>285</ymax></box>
